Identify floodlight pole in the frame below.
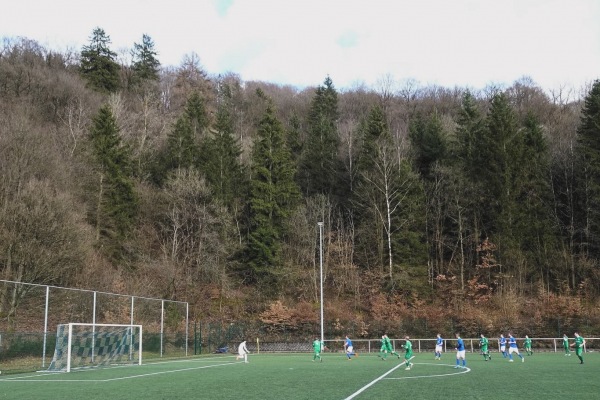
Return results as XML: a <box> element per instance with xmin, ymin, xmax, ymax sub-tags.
<box><xmin>318</xmin><ymin>222</ymin><xmax>324</xmax><ymax>344</ymax></box>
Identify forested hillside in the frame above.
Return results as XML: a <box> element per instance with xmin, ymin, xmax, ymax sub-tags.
<box><xmin>1</xmin><ymin>32</ymin><xmax>599</xmax><ymax>336</ymax></box>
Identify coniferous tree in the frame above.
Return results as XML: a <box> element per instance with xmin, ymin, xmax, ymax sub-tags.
<box><xmin>80</xmin><ymin>27</ymin><xmax>120</xmax><ymax>93</ymax></box>
<box><xmin>131</xmin><ymin>34</ymin><xmax>160</xmax><ymax>84</ymax></box>
<box><xmin>201</xmin><ymin>105</ymin><xmax>246</xmax><ymax>209</ymax></box>
<box><xmin>575</xmin><ymin>80</ymin><xmax>600</xmax><ymax>258</ymax></box>
<box><xmin>354</xmin><ymin>105</ymin><xmax>427</xmax><ymax>293</ymax></box>
<box><xmin>165</xmin><ymin>116</ymin><xmax>197</xmax><ymax>171</ymax></box>
<box><xmin>244</xmin><ymin>104</ymin><xmax>300</xmax><ymax>293</ymax></box>
<box><xmin>298</xmin><ymin>76</ymin><xmax>342</xmax><ymax>199</ymax></box>
<box><xmin>409</xmin><ymin>112</ymin><xmax>447</xmax><ymax>179</ymax></box>
<box><xmin>89</xmin><ymin>105</ymin><xmax>137</xmax><ymax>259</ymax></box>
<box><xmin>287</xmin><ymin>114</ymin><xmax>303</xmax><ymax>163</ymax></box>
<box><xmin>456</xmin><ymin>91</ymin><xmax>486</xmax><ymax>180</ymax></box>
<box><xmin>516</xmin><ymin>114</ymin><xmax>556</xmax><ymax>265</ymax></box>
<box><xmin>185</xmin><ymin>91</ymin><xmax>209</xmax><ymax>138</ymax></box>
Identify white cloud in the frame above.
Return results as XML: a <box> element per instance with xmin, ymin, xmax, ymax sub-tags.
<box><xmin>1</xmin><ymin>0</ymin><xmax>598</xmax><ymax>91</ymax></box>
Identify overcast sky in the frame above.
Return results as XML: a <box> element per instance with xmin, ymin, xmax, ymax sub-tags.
<box><xmin>2</xmin><ymin>0</ymin><xmax>599</xmax><ymax>91</ymax></box>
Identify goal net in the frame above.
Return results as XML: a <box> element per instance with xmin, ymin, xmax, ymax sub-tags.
<box><xmin>47</xmin><ymin>323</ymin><xmax>142</xmax><ymax>372</ymax></box>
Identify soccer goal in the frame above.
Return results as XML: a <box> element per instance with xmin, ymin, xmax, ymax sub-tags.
<box><xmin>47</xmin><ymin>323</ymin><xmax>142</xmax><ymax>372</ymax></box>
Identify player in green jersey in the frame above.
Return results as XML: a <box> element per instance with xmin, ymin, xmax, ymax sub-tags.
<box><xmin>402</xmin><ymin>336</ymin><xmax>414</xmax><ymax>370</ymax></box>
<box><xmin>523</xmin><ymin>335</ymin><xmax>533</xmax><ymax>356</ymax></box>
<box><xmin>562</xmin><ymin>334</ymin><xmax>571</xmax><ymax>356</ymax></box>
<box><xmin>379</xmin><ymin>334</ymin><xmax>400</xmax><ymax>360</ymax></box>
<box><xmin>312</xmin><ymin>337</ymin><xmax>323</xmax><ymax>362</ymax></box>
<box><xmin>479</xmin><ymin>334</ymin><xmax>491</xmax><ymax>361</ymax></box>
<box><xmin>570</xmin><ymin>332</ymin><xmax>585</xmax><ymax>364</ymax></box>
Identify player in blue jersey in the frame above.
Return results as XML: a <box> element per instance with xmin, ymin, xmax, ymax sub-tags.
<box><xmin>499</xmin><ymin>334</ymin><xmax>508</xmax><ymax>358</ymax></box>
<box><xmin>434</xmin><ymin>333</ymin><xmax>443</xmax><ymax>360</ymax></box>
<box><xmin>454</xmin><ymin>333</ymin><xmax>467</xmax><ymax>369</ymax></box>
<box><xmin>344</xmin><ymin>335</ymin><xmax>357</xmax><ymax>360</ymax></box>
<box><xmin>507</xmin><ymin>333</ymin><xmax>524</xmax><ymax>362</ymax></box>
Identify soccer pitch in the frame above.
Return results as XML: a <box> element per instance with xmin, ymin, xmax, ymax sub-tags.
<box><xmin>0</xmin><ymin>352</ymin><xmax>597</xmax><ymax>400</ymax></box>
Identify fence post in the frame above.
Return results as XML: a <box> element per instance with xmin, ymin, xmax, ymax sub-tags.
<box><xmin>42</xmin><ymin>285</ymin><xmax>50</xmax><ymax>368</ymax></box>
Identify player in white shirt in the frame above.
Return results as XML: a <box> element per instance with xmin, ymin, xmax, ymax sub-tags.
<box><xmin>236</xmin><ymin>340</ymin><xmax>250</xmax><ymax>363</ymax></box>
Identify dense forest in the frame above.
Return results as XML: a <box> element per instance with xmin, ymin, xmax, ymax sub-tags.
<box><xmin>1</xmin><ymin>30</ymin><xmax>599</xmax><ymax>337</ymax></box>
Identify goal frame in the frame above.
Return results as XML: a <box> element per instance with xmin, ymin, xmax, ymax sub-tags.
<box><xmin>63</xmin><ymin>322</ymin><xmax>143</xmax><ymax>372</ymax></box>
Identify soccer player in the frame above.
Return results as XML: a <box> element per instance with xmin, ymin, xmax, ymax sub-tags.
<box><xmin>379</xmin><ymin>334</ymin><xmax>400</xmax><ymax>360</ymax></box>
<box><xmin>570</xmin><ymin>332</ymin><xmax>585</xmax><ymax>364</ymax></box>
<box><xmin>479</xmin><ymin>334</ymin><xmax>491</xmax><ymax>361</ymax></box>
<box><xmin>344</xmin><ymin>335</ymin><xmax>356</xmax><ymax>360</ymax></box>
<box><xmin>507</xmin><ymin>333</ymin><xmax>524</xmax><ymax>362</ymax></box>
<box><xmin>524</xmin><ymin>335</ymin><xmax>533</xmax><ymax>356</ymax></box>
<box><xmin>499</xmin><ymin>334</ymin><xmax>507</xmax><ymax>358</ymax></box>
<box><xmin>562</xmin><ymin>334</ymin><xmax>571</xmax><ymax>356</ymax></box>
<box><xmin>454</xmin><ymin>333</ymin><xmax>466</xmax><ymax>369</ymax></box>
<box><xmin>434</xmin><ymin>333</ymin><xmax>443</xmax><ymax>360</ymax></box>
<box><xmin>402</xmin><ymin>336</ymin><xmax>414</xmax><ymax>370</ymax></box>
<box><xmin>236</xmin><ymin>340</ymin><xmax>250</xmax><ymax>363</ymax></box>
<box><xmin>312</xmin><ymin>337</ymin><xmax>323</xmax><ymax>362</ymax></box>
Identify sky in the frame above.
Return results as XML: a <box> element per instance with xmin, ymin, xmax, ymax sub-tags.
<box><xmin>2</xmin><ymin>0</ymin><xmax>599</xmax><ymax>92</ymax></box>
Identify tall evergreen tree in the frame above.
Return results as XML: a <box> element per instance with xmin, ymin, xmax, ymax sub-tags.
<box><xmin>353</xmin><ymin>105</ymin><xmax>427</xmax><ymax>292</ymax></box>
<box><xmin>409</xmin><ymin>112</ymin><xmax>447</xmax><ymax>179</ymax></box>
<box><xmin>244</xmin><ymin>105</ymin><xmax>300</xmax><ymax>293</ymax></box>
<box><xmin>200</xmin><ymin>105</ymin><xmax>246</xmax><ymax>209</ymax></box>
<box><xmin>89</xmin><ymin>105</ymin><xmax>137</xmax><ymax>259</ymax></box>
<box><xmin>516</xmin><ymin>114</ymin><xmax>556</xmax><ymax>261</ymax></box>
<box><xmin>80</xmin><ymin>27</ymin><xmax>120</xmax><ymax>93</ymax></box>
<box><xmin>575</xmin><ymin>80</ymin><xmax>600</xmax><ymax>258</ymax></box>
<box><xmin>165</xmin><ymin>116</ymin><xmax>197</xmax><ymax>171</ymax></box>
<box><xmin>131</xmin><ymin>34</ymin><xmax>160</xmax><ymax>84</ymax></box>
<box><xmin>185</xmin><ymin>91</ymin><xmax>209</xmax><ymax>138</ymax></box>
<box><xmin>298</xmin><ymin>76</ymin><xmax>343</xmax><ymax>199</ymax></box>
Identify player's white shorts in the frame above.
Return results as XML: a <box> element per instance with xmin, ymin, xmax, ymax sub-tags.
<box><xmin>435</xmin><ymin>345</ymin><xmax>443</xmax><ymax>353</ymax></box>
<box><xmin>500</xmin><ymin>345</ymin><xmax>506</xmax><ymax>352</ymax></box>
<box><xmin>346</xmin><ymin>346</ymin><xmax>353</xmax><ymax>353</ymax></box>
<box><xmin>456</xmin><ymin>350</ymin><xmax>466</xmax><ymax>359</ymax></box>
<box><xmin>509</xmin><ymin>347</ymin><xmax>519</xmax><ymax>354</ymax></box>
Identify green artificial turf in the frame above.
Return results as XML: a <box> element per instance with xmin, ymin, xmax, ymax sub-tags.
<box><xmin>0</xmin><ymin>352</ymin><xmax>596</xmax><ymax>400</ymax></box>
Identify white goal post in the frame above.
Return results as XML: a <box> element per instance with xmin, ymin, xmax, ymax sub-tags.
<box><xmin>47</xmin><ymin>323</ymin><xmax>142</xmax><ymax>372</ymax></box>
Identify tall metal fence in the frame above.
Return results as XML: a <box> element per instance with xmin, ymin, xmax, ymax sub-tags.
<box><xmin>0</xmin><ymin>280</ymin><xmax>188</xmax><ymax>373</ymax></box>
<box><xmin>193</xmin><ymin>318</ymin><xmax>600</xmax><ymax>355</ymax></box>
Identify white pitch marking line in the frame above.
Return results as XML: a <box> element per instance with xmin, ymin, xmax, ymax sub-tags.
<box><xmin>0</xmin><ymin>361</ymin><xmax>239</xmax><ymax>383</ymax></box>
<box><xmin>342</xmin><ymin>362</ymin><xmax>406</xmax><ymax>400</ymax></box>
<box><xmin>385</xmin><ymin>363</ymin><xmax>471</xmax><ymax>379</ymax></box>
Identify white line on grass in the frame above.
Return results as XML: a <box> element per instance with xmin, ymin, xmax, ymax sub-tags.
<box><xmin>342</xmin><ymin>362</ymin><xmax>406</xmax><ymax>400</ymax></box>
<box><xmin>0</xmin><ymin>361</ymin><xmax>239</xmax><ymax>383</ymax></box>
<box><xmin>384</xmin><ymin>363</ymin><xmax>471</xmax><ymax>380</ymax></box>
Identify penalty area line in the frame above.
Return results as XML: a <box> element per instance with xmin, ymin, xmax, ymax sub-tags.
<box><xmin>342</xmin><ymin>362</ymin><xmax>406</xmax><ymax>400</ymax></box>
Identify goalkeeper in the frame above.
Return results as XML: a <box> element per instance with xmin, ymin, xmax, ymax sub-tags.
<box><xmin>401</xmin><ymin>336</ymin><xmax>414</xmax><ymax>370</ymax></box>
<box><xmin>379</xmin><ymin>334</ymin><xmax>400</xmax><ymax>360</ymax></box>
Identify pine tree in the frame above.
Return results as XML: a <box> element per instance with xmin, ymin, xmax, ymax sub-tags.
<box><xmin>165</xmin><ymin>116</ymin><xmax>197</xmax><ymax>171</ymax></box>
<box><xmin>456</xmin><ymin>91</ymin><xmax>486</xmax><ymax>179</ymax></box>
<box><xmin>575</xmin><ymin>80</ymin><xmax>600</xmax><ymax>257</ymax></box>
<box><xmin>131</xmin><ymin>34</ymin><xmax>160</xmax><ymax>83</ymax></box>
<box><xmin>185</xmin><ymin>91</ymin><xmax>209</xmax><ymax>137</ymax></box>
<box><xmin>298</xmin><ymin>76</ymin><xmax>342</xmax><ymax>199</ymax></box>
<box><xmin>409</xmin><ymin>112</ymin><xmax>447</xmax><ymax>179</ymax></box>
<box><xmin>200</xmin><ymin>105</ymin><xmax>246</xmax><ymax>209</ymax></box>
<box><xmin>80</xmin><ymin>27</ymin><xmax>120</xmax><ymax>93</ymax></box>
<box><xmin>89</xmin><ymin>105</ymin><xmax>137</xmax><ymax>259</ymax></box>
<box><xmin>244</xmin><ymin>105</ymin><xmax>300</xmax><ymax>293</ymax></box>
<box><xmin>353</xmin><ymin>105</ymin><xmax>427</xmax><ymax>289</ymax></box>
